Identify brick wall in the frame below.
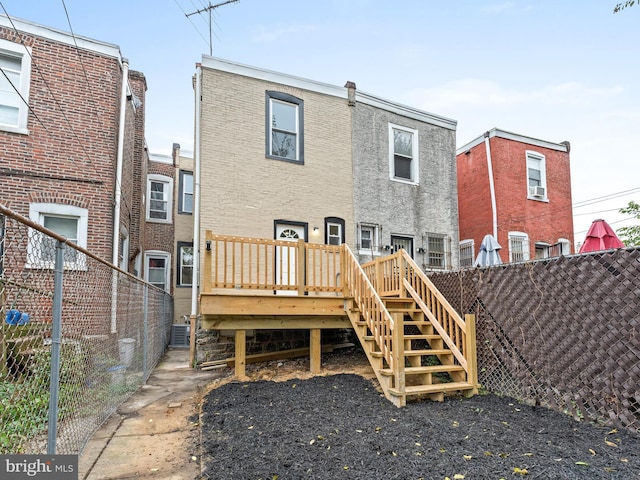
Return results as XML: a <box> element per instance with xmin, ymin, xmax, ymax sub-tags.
<box><xmin>457</xmin><ymin>134</ymin><xmax>573</xmax><ymax>261</ymax></box>
<box><xmin>0</xmin><ymin>26</ymin><xmax>125</xmax><ymax>262</ymax></box>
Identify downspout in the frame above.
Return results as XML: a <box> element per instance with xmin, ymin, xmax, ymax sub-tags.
<box><xmin>483</xmin><ymin>131</ymin><xmax>498</xmax><ymax>239</ymax></box>
<box><xmin>111</xmin><ymin>58</ymin><xmax>129</xmax><ymax>334</ymax></box>
<box><xmin>190</xmin><ymin>64</ymin><xmax>202</xmax><ymax>366</ymax></box>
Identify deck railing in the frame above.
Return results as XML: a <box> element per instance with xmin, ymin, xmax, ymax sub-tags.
<box><xmin>203</xmin><ymin>232</ymin><xmax>342</xmax><ymax>294</ymax></box>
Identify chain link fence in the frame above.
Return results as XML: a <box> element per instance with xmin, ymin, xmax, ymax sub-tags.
<box><xmin>0</xmin><ymin>206</ymin><xmax>173</xmax><ymax>454</ymax></box>
<box><xmin>429</xmin><ymin>249</ymin><xmax>640</xmax><ymax>433</ymax></box>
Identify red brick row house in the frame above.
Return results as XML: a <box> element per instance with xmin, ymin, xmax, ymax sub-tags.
<box><xmin>456</xmin><ymin>128</ymin><xmax>574</xmax><ymax>267</ymax></box>
<box><xmin>0</xmin><ymin>15</ymin><xmax>174</xmax><ymax>333</ymax></box>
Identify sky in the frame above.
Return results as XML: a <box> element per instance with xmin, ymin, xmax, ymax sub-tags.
<box><xmin>2</xmin><ymin>0</ymin><xmax>639</xmax><ymax>247</ymax></box>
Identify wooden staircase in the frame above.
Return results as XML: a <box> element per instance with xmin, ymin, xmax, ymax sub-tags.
<box><xmin>343</xmin><ymin>246</ymin><xmax>478</xmax><ymax>407</ymax></box>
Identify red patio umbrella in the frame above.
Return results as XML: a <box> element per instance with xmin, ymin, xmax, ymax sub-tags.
<box><xmin>578</xmin><ymin>219</ymin><xmax>625</xmax><ymax>253</ymax></box>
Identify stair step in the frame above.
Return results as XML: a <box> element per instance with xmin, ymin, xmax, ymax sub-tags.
<box><xmin>386</xmin><ymin>308</ymin><xmax>423</xmax><ymax>313</ymax></box>
<box><xmin>402</xmin><ymin>321</ymin><xmax>431</xmax><ymax>327</ymax></box>
<box><xmin>404</xmin><ymin>349</ymin><xmax>452</xmax><ymax>356</ymax></box>
<box><xmin>380</xmin><ymin>365</ymin><xmax>464</xmax><ymax>376</ymax></box>
<box><xmin>360</xmin><ymin>335</ymin><xmax>440</xmax><ymax>342</ymax></box>
<box><xmin>370</xmin><ymin>348</ymin><xmax>452</xmax><ymax>359</ymax></box>
<box><xmin>404</xmin><ymin>334</ymin><xmax>440</xmax><ymax>340</ymax></box>
<box><xmin>389</xmin><ymin>382</ymin><xmax>475</xmax><ymax>397</ymax></box>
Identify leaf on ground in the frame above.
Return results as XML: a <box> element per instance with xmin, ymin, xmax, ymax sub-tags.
<box><xmin>484</xmin><ymin>451</ymin><xmax>493</xmax><ymax>456</ymax></box>
<box><xmin>439</xmin><ymin>448</ymin><xmax>446</xmax><ymax>453</ymax></box>
<box><xmin>453</xmin><ymin>475</ymin><xmax>465</xmax><ymax>479</ymax></box>
<box><xmin>605</xmin><ymin>439</ymin><xmax>618</xmax><ymax>447</ymax></box>
<box><xmin>589</xmin><ymin>449</ymin><xmax>596</xmax><ymax>456</ymax></box>
<box><xmin>512</xmin><ymin>467</ymin><xmax>528</xmax><ymax>475</ymax></box>
<box><xmin>452</xmin><ymin>421</ymin><xmax>460</xmax><ymax>427</ymax></box>
<box><xmin>575</xmin><ymin>461</ymin><xmax>589</xmax><ymax>466</ymax></box>
<box><xmin>522</xmin><ymin>453</ymin><xmax>533</xmax><ymax>457</ymax></box>
<box><xmin>463</xmin><ymin>455</ymin><xmax>472</xmax><ymax>460</ymax></box>
<box><xmin>607</xmin><ymin>428</ymin><xmax>618</xmax><ymax>435</ymax></box>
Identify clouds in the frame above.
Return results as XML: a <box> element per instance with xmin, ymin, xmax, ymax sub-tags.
<box><xmin>405</xmin><ymin>79</ymin><xmax>624</xmax><ymax>111</ymax></box>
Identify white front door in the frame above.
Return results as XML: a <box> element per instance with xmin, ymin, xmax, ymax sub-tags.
<box><xmin>275</xmin><ymin>223</ymin><xmax>306</xmax><ymax>295</ymax></box>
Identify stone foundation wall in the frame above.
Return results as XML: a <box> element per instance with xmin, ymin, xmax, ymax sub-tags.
<box><xmin>196</xmin><ymin>328</ymin><xmax>354</xmax><ymax>365</ymax></box>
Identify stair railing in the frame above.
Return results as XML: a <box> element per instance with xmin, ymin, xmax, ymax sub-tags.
<box><xmin>342</xmin><ymin>245</ymin><xmax>399</xmax><ymax>375</ymax></box>
<box><xmin>400</xmin><ymin>251</ymin><xmax>477</xmax><ymax>387</ymax></box>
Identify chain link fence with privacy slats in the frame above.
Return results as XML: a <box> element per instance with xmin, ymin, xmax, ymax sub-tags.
<box><xmin>429</xmin><ymin>249</ymin><xmax>640</xmax><ymax>433</ymax></box>
<box><xmin>0</xmin><ymin>207</ymin><xmax>173</xmax><ymax>454</ymax></box>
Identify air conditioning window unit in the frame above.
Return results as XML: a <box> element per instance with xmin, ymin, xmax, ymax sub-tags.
<box><xmin>529</xmin><ymin>186</ymin><xmax>545</xmax><ymax>198</ymax></box>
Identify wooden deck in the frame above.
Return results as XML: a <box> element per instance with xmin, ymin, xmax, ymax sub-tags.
<box><xmin>200</xmin><ymin>232</ymin><xmax>478</xmax><ymax>406</ymax></box>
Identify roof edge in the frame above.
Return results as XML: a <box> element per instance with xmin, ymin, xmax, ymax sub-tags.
<box><xmin>457</xmin><ymin>127</ymin><xmax>570</xmax><ymax>155</ymax></box>
<box><xmin>0</xmin><ymin>14</ymin><xmax>122</xmax><ymax>59</ymax></box>
<box><xmin>201</xmin><ymin>56</ymin><xmax>348</xmax><ymax>99</ymax></box>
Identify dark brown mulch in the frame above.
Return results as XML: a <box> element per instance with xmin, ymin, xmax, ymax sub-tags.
<box><xmin>200</xmin><ymin>374</ymin><xmax>639</xmax><ymax>480</ymax></box>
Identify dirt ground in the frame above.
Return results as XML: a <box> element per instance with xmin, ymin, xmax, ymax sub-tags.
<box><xmin>195</xmin><ymin>347</ymin><xmax>640</xmax><ymax>480</ymax></box>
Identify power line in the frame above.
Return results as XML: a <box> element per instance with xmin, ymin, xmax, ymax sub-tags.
<box><xmin>573</xmin><ymin>207</ymin><xmax>624</xmax><ymax>217</ymax></box>
<box><xmin>1</xmin><ymin>3</ymin><xmax>96</xmax><ymax>171</ymax></box>
<box><xmin>186</xmin><ymin>0</ymin><xmax>239</xmax><ymax>56</ymax></box>
<box><xmin>573</xmin><ymin>187</ymin><xmax>640</xmax><ymax>208</ymax></box>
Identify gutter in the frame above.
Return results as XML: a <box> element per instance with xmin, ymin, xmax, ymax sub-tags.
<box><xmin>111</xmin><ymin>58</ymin><xmax>129</xmax><ymax>334</ymax></box>
<box><xmin>190</xmin><ymin>64</ymin><xmax>203</xmax><ymax>366</ymax></box>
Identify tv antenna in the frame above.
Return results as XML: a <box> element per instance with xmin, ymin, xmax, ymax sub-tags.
<box><xmin>186</xmin><ymin>0</ymin><xmax>239</xmax><ymax>56</ymax></box>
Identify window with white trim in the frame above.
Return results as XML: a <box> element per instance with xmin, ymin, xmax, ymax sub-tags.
<box><xmin>459</xmin><ymin>239</ymin><xmax>475</xmax><ymax>268</ymax></box>
<box><xmin>0</xmin><ymin>39</ymin><xmax>31</xmax><ymax>133</ymax></box>
<box><xmin>27</xmin><ymin>203</ymin><xmax>88</xmax><ymax>269</ymax></box>
<box><xmin>549</xmin><ymin>238</ymin><xmax>571</xmax><ymax>257</ymax></box>
<box><xmin>526</xmin><ymin>151</ymin><xmax>547</xmax><ymax>200</ymax></box>
<box><xmin>266</xmin><ymin>91</ymin><xmax>304</xmax><ymax>163</ymax></box>
<box><xmin>146</xmin><ymin>174</ymin><xmax>173</xmax><ymax>223</ymax></box>
<box><xmin>535</xmin><ymin>242</ymin><xmax>551</xmax><ymax>259</ymax></box>
<box><xmin>145</xmin><ymin>251</ymin><xmax>170</xmax><ymax>291</ymax></box>
<box><xmin>324</xmin><ymin>217</ymin><xmax>345</xmax><ymax>246</ymax></box>
<box><xmin>178</xmin><ymin>170</ymin><xmax>193</xmax><ymax>214</ymax></box>
<box><xmin>389</xmin><ymin>124</ymin><xmax>419</xmax><ymax>183</ymax></box>
<box><xmin>558</xmin><ymin>238</ymin><xmax>571</xmax><ymax>256</ymax></box>
<box><xmin>177</xmin><ymin>242</ymin><xmax>193</xmax><ymax>286</ymax></box>
<box><xmin>359</xmin><ymin>224</ymin><xmax>380</xmax><ymax>255</ymax></box>
<box><xmin>508</xmin><ymin>232</ymin><xmax>530</xmax><ymax>262</ymax></box>
<box><xmin>424</xmin><ymin>233</ymin><xmax>450</xmax><ymax>269</ymax></box>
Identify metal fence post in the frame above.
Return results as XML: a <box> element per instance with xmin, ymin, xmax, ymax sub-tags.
<box><xmin>47</xmin><ymin>240</ymin><xmax>65</xmax><ymax>454</ymax></box>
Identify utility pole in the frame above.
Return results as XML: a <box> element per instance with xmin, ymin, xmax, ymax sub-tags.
<box><xmin>186</xmin><ymin>0</ymin><xmax>239</xmax><ymax>56</ymax></box>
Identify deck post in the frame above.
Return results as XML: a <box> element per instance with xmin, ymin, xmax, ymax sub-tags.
<box><xmin>310</xmin><ymin>328</ymin><xmax>321</xmax><ymax>373</ymax></box>
<box><xmin>464</xmin><ymin>314</ymin><xmax>478</xmax><ymax>395</ymax></box>
<box><xmin>204</xmin><ymin>231</ymin><xmax>212</xmax><ymax>293</ymax></box>
<box><xmin>235</xmin><ymin>329</ymin><xmax>247</xmax><ymax>379</ymax></box>
<box><xmin>392</xmin><ymin>311</ymin><xmax>406</xmax><ymax>406</ymax></box>
<box><xmin>297</xmin><ymin>238</ymin><xmax>306</xmax><ymax>295</ymax></box>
